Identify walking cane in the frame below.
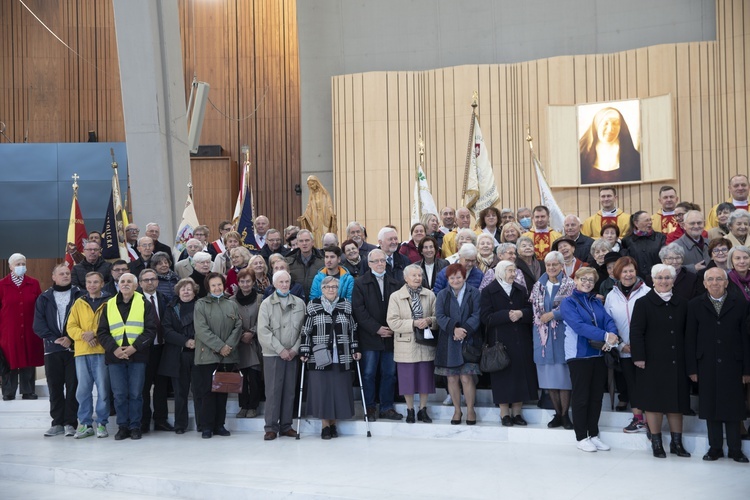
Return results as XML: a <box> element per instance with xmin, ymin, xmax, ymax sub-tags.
<box><xmin>296</xmin><ymin>361</ymin><xmax>305</xmax><ymax>440</ymax></box>
<box><xmin>355</xmin><ymin>359</ymin><xmax>372</xmax><ymax>437</ymax></box>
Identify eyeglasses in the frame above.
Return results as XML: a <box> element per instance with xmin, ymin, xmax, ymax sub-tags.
<box><xmin>577</xmin><ymin>278</ymin><xmax>596</xmax><ymax>284</ymax></box>
<box><xmin>712</xmin><ymin>248</ymin><xmax>728</xmax><ymax>254</ymax></box>
<box><xmin>370</xmin><ymin>259</ymin><xmax>386</xmax><ymax>264</ymax></box>
<box><xmin>194</xmin><ymin>233</ymin><xmax>206</xmax><ymax>237</ymax></box>
<box><xmin>322</xmin><ymin>285</ymin><xmax>339</xmax><ymax>290</ymax></box>
<box><xmin>653</xmin><ymin>276</ymin><xmax>674</xmax><ymax>281</ymax></box>
<box><xmin>126</xmin><ymin>229</ymin><xmax>140</xmax><ymax>233</ymax></box>
<box><xmin>661</xmin><ymin>256</ymin><xmax>681</xmax><ymax>262</ymax></box>
<box><xmin>705</xmin><ymin>277</ymin><xmax>727</xmax><ymax>283</ymax></box>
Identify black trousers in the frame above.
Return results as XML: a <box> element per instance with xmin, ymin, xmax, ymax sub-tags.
<box><xmin>238</xmin><ymin>367</ymin><xmax>262</xmax><ymax>410</ymax></box>
<box><xmin>2</xmin><ymin>367</ymin><xmax>36</xmax><ymax>398</ymax></box>
<box><xmin>707</xmin><ymin>419</ymin><xmax>742</xmax><ymax>453</ymax></box>
<box><xmin>568</xmin><ymin>356</ymin><xmax>606</xmax><ymax>442</ymax></box>
<box><xmin>142</xmin><ymin>344</ymin><xmax>169</xmax><ymax>427</ymax></box>
<box><xmin>44</xmin><ymin>350</ymin><xmax>78</xmax><ymax>427</ymax></box>
<box><xmin>194</xmin><ymin>363</ymin><xmax>228</xmax><ymax>432</ymax></box>
<box><xmin>618</xmin><ymin>357</ymin><xmax>638</xmax><ymax>409</ymax></box>
<box><xmin>171</xmin><ymin>350</ymin><xmax>198</xmax><ymax>431</ymax></box>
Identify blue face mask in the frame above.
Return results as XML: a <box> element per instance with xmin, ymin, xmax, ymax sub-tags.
<box><xmin>519</xmin><ymin>217</ymin><xmax>532</xmax><ymax>230</ymax></box>
<box><xmin>276</xmin><ymin>290</ymin><xmax>290</xmax><ymax>297</ymax></box>
<box><xmin>210</xmin><ymin>292</ymin><xmax>223</xmax><ymax>299</ymax></box>
<box><xmin>371</xmin><ymin>270</ymin><xmax>386</xmax><ymax>278</ymax></box>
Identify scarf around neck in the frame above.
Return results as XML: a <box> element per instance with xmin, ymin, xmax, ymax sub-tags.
<box><xmin>407</xmin><ymin>286</ymin><xmax>423</xmax><ymax>319</ymax></box>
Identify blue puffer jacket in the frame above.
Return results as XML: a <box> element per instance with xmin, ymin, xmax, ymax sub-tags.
<box><xmin>560</xmin><ymin>289</ymin><xmax>618</xmax><ymax>361</ymax></box>
<box><xmin>309</xmin><ymin>266</ymin><xmax>355</xmax><ymax>301</ymax></box>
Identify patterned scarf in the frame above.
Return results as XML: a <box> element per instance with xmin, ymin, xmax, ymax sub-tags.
<box><xmin>530</xmin><ymin>273</ymin><xmax>575</xmax><ymax>356</ymax></box>
<box><xmin>10</xmin><ymin>273</ymin><xmax>23</xmax><ymax>287</ymax></box>
<box><xmin>321</xmin><ymin>295</ymin><xmax>338</xmax><ymax>314</ymax></box>
<box><xmin>254</xmin><ymin>274</ymin><xmax>270</xmax><ymax>294</ymax></box>
<box><xmin>477</xmin><ymin>254</ymin><xmax>495</xmax><ymax>273</ymax></box>
<box><xmin>408</xmin><ymin>286</ymin><xmax>423</xmax><ymax>320</ymax></box>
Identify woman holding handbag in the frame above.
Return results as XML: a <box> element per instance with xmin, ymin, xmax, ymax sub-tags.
<box><xmin>435</xmin><ymin>264</ymin><xmax>482</xmax><ymax>425</ymax></box>
<box><xmin>386</xmin><ymin>265</ymin><xmax>437</xmax><ymax>424</ymax></box>
<box><xmin>480</xmin><ymin>260</ymin><xmax>538</xmax><ymax>427</ymax></box>
<box><xmin>299</xmin><ymin>276</ymin><xmax>360</xmax><ymax>439</ymax></box>
<box><xmin>194</xmin><ymin>273</ymin><xmax>243</xmax><ymax>439</ymax></box>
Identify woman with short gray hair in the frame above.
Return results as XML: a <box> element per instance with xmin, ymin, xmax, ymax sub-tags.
<box><xmin>726</xmin><ymin>209</ymin><xmax>750</xmax><ymax>249</ymax></box>
<box><xmin>658</xmin><ymin>243</ymin><xmax>698</xmax><ymax>300</ymax></box>
<box><xmin>387</xmin><ymin>265</ymin><xmax>437</xmax><ymax>423</ymax></box>
<box><xmin>726</xmin><ymin>245</ymin><xmax>750</xmax><ymax>301</ymax></box>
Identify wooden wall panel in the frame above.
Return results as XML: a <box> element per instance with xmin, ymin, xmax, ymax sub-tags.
<box><xmin>333</xmin><ymin>0</ymin><xmax>749</xmax><ymax>238</ymax></box>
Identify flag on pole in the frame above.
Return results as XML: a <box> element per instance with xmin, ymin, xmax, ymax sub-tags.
<box><xmin>64</xmin><ymin>176</ymin><xmax>88</xmax><ymax>269</ymax></box>
<box><xmin>234</xmin><ymin>147</ymin><xmax>259</xmax><ymax>253</ymax></box>
<box><xmin>174</xmin><ymin>188</ymin><xmax>200</xmax><ymax>255</ymax></box>
<box><xmin>411</xmin><ymin>166</ymin><xmax>439</xmax><ymax>225</ymax></box>
<box><xmin>463</xmin><ymin>113</ymin><xmax>499</xmax><ymax>217</ymax></box>
<box><xmin>532</xmin><ymin>150</ymin><xmax>565</xmax><ymax>233</ymax></box>
<box><xmin>101</xmin><ymin>152</ymin><xmax>130</xmax><ymax>261</ymax></box>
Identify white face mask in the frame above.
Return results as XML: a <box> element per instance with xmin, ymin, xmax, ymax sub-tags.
<box><xmin>14</xmin><ymin>265</ymin><xmax>27</xmax><ymax>277</ymax></box>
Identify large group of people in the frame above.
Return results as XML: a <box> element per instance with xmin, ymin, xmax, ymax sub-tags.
<box><xmin>1</xmin><ymin>178</ymin><xmax>750</xmax><ymax>463</ymax></box>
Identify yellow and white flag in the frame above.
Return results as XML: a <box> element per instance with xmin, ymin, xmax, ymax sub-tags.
<box><xmin>464</xmin><ymin>115</ymin><xmax>499</xmax><ymax>216</ymax></box>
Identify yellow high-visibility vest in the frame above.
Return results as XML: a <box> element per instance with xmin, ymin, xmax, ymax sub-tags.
<box><xmin>107</xmin><ymin>293</ymin><xmax>145</xmax><ymax>346</ymax></box>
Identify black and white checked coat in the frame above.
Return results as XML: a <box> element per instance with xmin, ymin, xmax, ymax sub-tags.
<box><xmin>299</xmin><ymin>298</ymin><xmax>358</xmax><ymax>371</ymax></box>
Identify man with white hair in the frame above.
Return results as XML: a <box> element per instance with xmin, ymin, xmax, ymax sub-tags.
<box><xmin>346</xmin><ymin>221</ymin><xmax>377</xmax><ymax>257</ymax></box>
<box><xmin>144</xmin><ymin>223</ymin><xmax>173</xmax><ymax>260</ymax></box>
<box><xmin>352</xmin><ymin>249</ymin><xmax>403</xmax><ymax>421</ymax></box>
<box><xmin>175</xmin><ymin>238</ymin><xmax>203</xmax><ymax>279</ymax></box>
<box><xmin>257</xmin><ymin>270</ymin><xmax>305</xmax><ymax>440</ymax></box>
<box><xmin>442</xmin><ymin>207</ymin><xmax>472</xmax><ymax>257</ymax></box>
<box><xmin>129</xmin><ymin>236</ymin><xmax>155</xmax><ymax>277</ymax></box>
<box><xmin>96</xmin><ymin>273</ymin><xmax>156</xmax><ymax>441</ymax></box>
<box><xmin>378</xmin><ymin>226</ymin><xmax>410</xmax><ymax>284</ymax></box>
<box><xmin>322</xmin><ymin>232</ymin><xmax>339</xmax><ymax>248</ymax></box>
<box><xmin>563</xmin><ymin>215</ymin><xmax>594</xmax><ymax>262</ymax></box>
<box><xmin>432</xmin><ymin>244</ymin><xmax>484</xmax><ymax>294</ymax></box>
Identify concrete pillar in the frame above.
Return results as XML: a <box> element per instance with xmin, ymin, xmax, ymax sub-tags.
<box><xmin>112</xmin><ymin>0</ymin><xmax>190</xmax><ymax>244</ymax></box>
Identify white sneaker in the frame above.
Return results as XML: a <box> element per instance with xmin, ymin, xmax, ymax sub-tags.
<box><xmin>442</xmin><ymin>394</ymin><xmax>452</xmax><ymax>406</ymax></box>
<box><xmin>44</xmin><ymin>425</ymin><xmax>64</xmax><ymax>437</ymax></box>
<box><xmin>73</xmin><ymin>425</ymin><xmax>94</xmax><ymax>439</ymax></box>
<box><xmin>64</xmin><ymin>425</ymin><xmax>76</xmax><ymax>437</ymax></box>
<box><xmin>96</xmin><ymin>424</ymin><xmax>109</xmax><ymax>438</ymax></box>
<box><xmin>589</xmin><ymin>435</ymin><xmax>611</xmax><ymax>451</ymax></box>
<box><xmin>577</xmin><ymin>437</ymin><xmax>597</xmax><ymax>452</ymax></box>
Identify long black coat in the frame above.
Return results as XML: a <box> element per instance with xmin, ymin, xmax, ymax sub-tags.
<box><xmin>685</xmin><ymin>292</ymin><xmax>750</xmax><ymax>421</ymax></box>
<box><xmin>480</xmin><ymin>281</ymin><xmax>538</xmax><ymax>404</ymax></box>
<box><xmin>621</xmin><ymin>231</ymin><xmax>666</xmax><ymax>287</ymax></box>
<box><xmin>351</xmin><ymin>271</ymin><xmax>401</xmax><ymax>352</ymax></box>
<box><xmin>629</xmin><ymin>290</ymin><xmax>690</xmax><ymax>413</ymax></box>
<box><xmin>158</xmin><ymin>299</ymin><xmax>196</xmax><ymax>378</ymax></box>
<box><xmin>671</xmin><ymin>267</ymin><xmax>698</xmax><ymax>301</ymax></box>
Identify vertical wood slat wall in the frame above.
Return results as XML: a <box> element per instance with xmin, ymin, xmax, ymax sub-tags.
<box><xmin>333</xmin><ymin>0</ymin><xmax>749</xmax><ymax>239</ymax></box>
<box><xmin>178</xmin><ymin>0</ymin><xmax>301</xmax><ymax>231</ymax></box>
<box><xmin>0</xmin><ymin>0</ymin><xmax>301</xmax><ymax>235</ymax></box>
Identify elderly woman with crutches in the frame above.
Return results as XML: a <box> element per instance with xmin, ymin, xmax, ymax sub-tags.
<box><xmin>299</xmin><ymin>276</ymin><xmax>361</xmax><ymax>439</ymax></box>
<box><xmin>257</xmin><ymin>270</ymin><xmax>305</xmax><ymax>441</ymax></box>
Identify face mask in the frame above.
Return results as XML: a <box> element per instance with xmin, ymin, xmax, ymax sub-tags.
<box><xmin>276</xmin><ymin>290</ymin><xmax>290</xmax><ymax>297</ymax></box>
<box><xmin>371</xmin><ymin>270</ymin><xmax>386</xmax><ymax>278</ymax></box>
<box><xmin>519</xmin><ymin>217</ymin><xmax>532</xmax><ymax>230</ymax></box>
<box><xmin>14</xmin><ymin>265</ymin><xmax>26</xmax><ymax>277</ymax></box>
<box><xmin>210</xmin><ymin>292</ymin><xmax>223</xmax><ymax>299</ymax></box>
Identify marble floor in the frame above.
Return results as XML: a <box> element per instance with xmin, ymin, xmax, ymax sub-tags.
<box><xmin>1</xmin><ymin>424</ymin><xmax>749</xmax><ymax>500</ymax></box>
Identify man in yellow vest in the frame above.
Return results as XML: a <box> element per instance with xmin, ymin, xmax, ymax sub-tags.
<box><xmin>97</xmin><ymin>273</ymin><xmax>156</xmax><ymax>441</ymax></box>
<box><xmin>581</xmin><ymin>186</ymin><xmax>630</xmax><ymax>237</ymax></box>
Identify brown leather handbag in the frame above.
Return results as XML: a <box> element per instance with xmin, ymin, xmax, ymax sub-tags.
<box><xmin>211</xmin><ymin>367</ymin><xmax>243</xmax><ymax>393</ymax></box>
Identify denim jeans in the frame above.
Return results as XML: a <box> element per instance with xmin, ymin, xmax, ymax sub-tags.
<box><xmin>108</xmin><ymin>362</ymin><xmax>146</xmax><ymax>429</ymax></box>
<box><xmin>75</xmin><ymin>354</ymin><xmax>110</xmax><ymax>426</ymax></box>
<box><xmin>361</xmin><ymin>350</ymin><xmax>396</xmax><ymax>412</ymax></box>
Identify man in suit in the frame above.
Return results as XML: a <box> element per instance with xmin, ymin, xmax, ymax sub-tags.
<box><xmin>137</xmin><ymin>268</ymin><xmax>173</xmax><ymax>433</ymax></box>
<box><xmin>378</xmin><ymin>227</ymin><xmax>410</xmax><ymax>284</ymax></box>
<box><xmin>563</xmin><ymin>215</ymin><xmax>594</xmax><ymax>262</ymax></box>
<box><xmin>144</xmin><ymin>223</ymin><xmax>173</xmax><ymax>262</ymax></box>
<box><xmin>352</xmin><ymin>249</ymin><xmax>403</xmax><ymax>422</ymax></box>
<box><xmin>175</xmin><ymin>238</ymin><xmax>202</xmax><ymax>279</ymax></box>
<box><xmin>674</xmin><ymin>210</ymin><xmax>709</xmax><ymax>273</ymax></box>
<box><xmin>686</xmin><ymin>267</ymin><xmax>750</xmax><ymax>463</ymax></box>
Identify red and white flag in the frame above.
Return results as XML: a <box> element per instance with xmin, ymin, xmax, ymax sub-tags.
<box><xmin>64</xmin><ymin>192</ymin><xmax>88</xmax><ymax>269</ymax></box>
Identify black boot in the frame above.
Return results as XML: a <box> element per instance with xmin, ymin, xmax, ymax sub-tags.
<box><xmin>417</xmin><ymin>407</ymin><xmax>432</xmax><ymax>423</ymax></box>
<box><xmin>669</xmin><ymin>432</ymin><xmax>691</xmax><ymax>457</ymax></box>
<box><xmin>405</xmin><ymin>408</ymin><xmax>416</xmax><ymax>424</ymax></box>
<box><xmin>651</xmin><ymin>433</ymin><xmax>666</xmax><ymax>458</ymax></box>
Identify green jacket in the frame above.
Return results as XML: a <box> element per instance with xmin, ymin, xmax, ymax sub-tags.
<box><xmin>194</xmin><ymin>295</ymin><xmax>243</xmax><ymax>365</ymax></box>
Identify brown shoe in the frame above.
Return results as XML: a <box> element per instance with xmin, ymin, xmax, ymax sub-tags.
<box><xmin>280</xmin><ymin>429</ymin><xmax>298</xmax><ymax>438</ymax></box>
<box><xmin>263</xmin><ymin>431</ymin><xmax>277</xmax><ymax>441</ymax></box>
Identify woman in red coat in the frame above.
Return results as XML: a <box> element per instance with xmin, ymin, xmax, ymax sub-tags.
<box><xmin>0</xmin><ymin>253</ymin><xmax>43</xmax><ymax>400</ymax></box>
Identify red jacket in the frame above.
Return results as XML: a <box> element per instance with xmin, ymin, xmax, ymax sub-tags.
<box><xmin>0</xmin><ymin>274</ymin><xmax>43</xmax><ymax>370</ymax></box>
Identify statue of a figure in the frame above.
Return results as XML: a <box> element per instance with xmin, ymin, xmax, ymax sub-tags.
<box><xmin>298</xmin><ymin>175</ymin><xmax>337</xmax><ymax>248</ymax></box>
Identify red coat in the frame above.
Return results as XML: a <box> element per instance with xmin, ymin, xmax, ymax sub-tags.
<box><xmin>0</xmin><ymin>274</ymin><xmax>43</xmax><ymax>370</ymax></box>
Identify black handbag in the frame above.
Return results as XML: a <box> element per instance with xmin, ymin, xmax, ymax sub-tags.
<box><xmin>414</xmin><ymin>327</ymin><xmax>438</xmax><ymax>347</ymax></box>
<box><xmin>461</xmin><ymin>339</ymin><xmax>482</xmax><ymax>363</ymax></box>
<box><xmin>480</xmin><ymin>327</ymin><xmax>510</xmax><ymax>372</ymax></box>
